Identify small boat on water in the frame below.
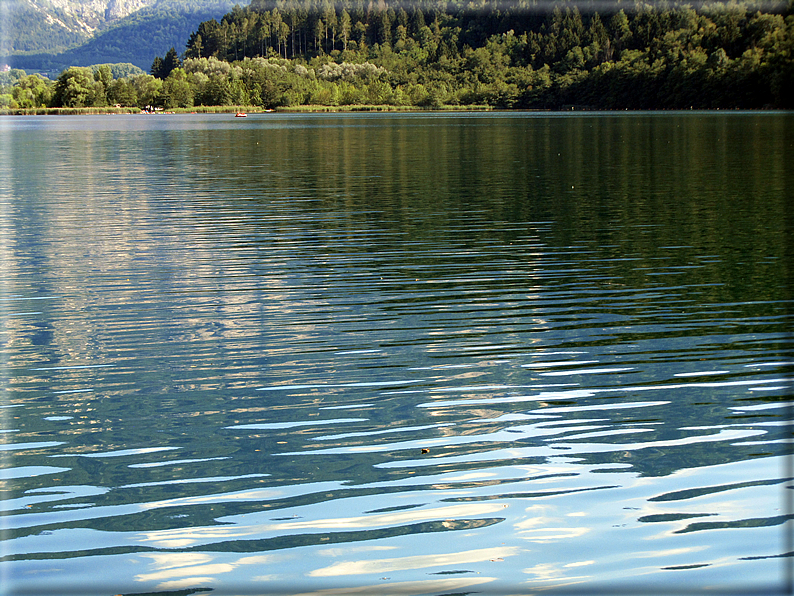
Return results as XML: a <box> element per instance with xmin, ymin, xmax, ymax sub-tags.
<box><xmin>235</xmin><ymin>112</ymin><xmax>247</xmax><ymax>118</ymax></box>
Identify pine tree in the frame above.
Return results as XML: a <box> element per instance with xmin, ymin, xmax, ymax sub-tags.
<box><xmin>150</xmin><ymin>55</ymin><xmax>164</xmax><ymax>78</ymax></box>
<box><xmin>162</xmin><ymin>47</ymin><xmax>181</xmax><ymax>78</ymax></box>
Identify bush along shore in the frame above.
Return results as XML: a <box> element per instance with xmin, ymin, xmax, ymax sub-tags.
<box><xmin>0</xmin><ymin>104</ymin><xmax>496</xmax><ymax>115</ymax></box>
<box><xmin>0</xmin><ymin>105</ymin><xmax>258</xmax><ymax>115</ymax></box>
<box><xmin>2</xmin><ymin>1</ymin><xmax>792</xmax><ymax>112</ymax></box>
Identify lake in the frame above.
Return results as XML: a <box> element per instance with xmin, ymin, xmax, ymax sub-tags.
<box><xmin>1</xmin><ymin>111</ymin><xmax>791</xmax><ymax>596</ymax></box>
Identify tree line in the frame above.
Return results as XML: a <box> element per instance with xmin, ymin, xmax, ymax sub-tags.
<box><xmin>2</xmin><ymin>0</ymin><xmax>792</xmax><ymax>110</ymax></box>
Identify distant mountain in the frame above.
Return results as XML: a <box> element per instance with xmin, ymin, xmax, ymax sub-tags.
<box><xmin>2</xmin><ymin>0</ymin><xmax>159</xmax><ymax>54</ymax></box>
<box><xmin>2</xmin><ymin>0</ymin><xmax>247</xmax><ymax>74</ymax></box>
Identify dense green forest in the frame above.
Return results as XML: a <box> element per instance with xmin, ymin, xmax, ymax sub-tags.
<box><xmin>3</xmin><ymin>0</ymin><xmax>792</xmax><ymax>110</ymax></box>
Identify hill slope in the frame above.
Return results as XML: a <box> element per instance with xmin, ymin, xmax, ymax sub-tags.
<box><xmin>2</xmin><ymin>0</ymin><xmax>159</xmax><ymax>54</ymax></box>
<box><xmin>3</xmin><ymin>0</ymin><xmax>246</xmax><ymax>73</ymax></box>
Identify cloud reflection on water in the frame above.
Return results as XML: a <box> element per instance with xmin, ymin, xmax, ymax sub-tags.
<box><xmin>136</xmin><ymin>501</ymin><xmax>510</xmax><ymax>549</ymax></box>
<box><xmin>309</xmin><ymin>546</ymin><xmax>520</xmax><ymax>576</ymax></box>
<box><xmin>136</xmin><ymin>552</ymin><xmax>276</xmax><ymax>591</ymax></box>
<box><xmin>290</xmin><ymin>576</ymin><xmax>496</xmax><ymax>596</ymax></box>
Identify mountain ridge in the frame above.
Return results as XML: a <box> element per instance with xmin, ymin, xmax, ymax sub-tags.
<box><xmin>3</xmin><ymin>0</ymin><xmax>247</xmax><ymax>73</ymax></box>
<box><xmin>3</xmin><ymin>0</ymin><xmax>160</xmax><ymax>53</ymax></box>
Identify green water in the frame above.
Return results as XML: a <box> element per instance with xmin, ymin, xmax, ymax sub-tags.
<box><xmin>1</xmin><ymin>111</ymin><xmax>792</xmax><ymax>595</ymax></box>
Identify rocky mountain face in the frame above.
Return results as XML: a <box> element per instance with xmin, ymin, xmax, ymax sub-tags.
<box><xmin>104</xmin><ymin>0</ymin><xmax>156</xmax><ymax>22</ymax></box>
<box><xmin>4</xmin><ymin>0</ymin><xmax>243</xmax><ymax>72</ymax></box>
<box><xmin>3</xmin><ymin>0</ymin><xmax>159</xmax><ymax>53</ymax></box>
<box><xmin>23</xmin><ymin>0</ymin><xmax>157</xmax><ymax>34</ymax></box>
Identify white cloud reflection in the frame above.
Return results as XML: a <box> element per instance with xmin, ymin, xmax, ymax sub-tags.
<box><xmin>290</xmin><ymin>576</ymin><xmax>496</xmax><ymax>596</ymax></box>
<box><xmin>309</xmin><ymin>546</ymin><xmax>521</xmax><ymax>576</ymax></box>
<box><xmin>523</xmin><ymin>561</ymin><xmax>592</xmax><ymax>586</ymax></box>
<box><xmin>137</xmin><ymin>502</ymin><xmax>510</xmax><ymax>549</ymax></box>
<box><xmin>133</xmin><ymin>549</ymin><xmax>503</xmax><ymax>594</ymax></box>
<box><xmin>135</xmin><ymin>552</ymin><xmax>276</xmax><ymax>591</ymax></box>
<box><xmin>514</xmin><ymin>505</ymin><xmax>590</xmax><ymax>543</ymax></box>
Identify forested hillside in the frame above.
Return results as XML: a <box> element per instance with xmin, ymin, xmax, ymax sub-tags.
<box><xmin>3</xmin><ymin>0</ymin><xmax>792</xmax><ymax>110</ymax></box>
<box><xmin>2</xmin><ymin>6</ymin><xmax>87</xmax><ymax>55</ymax></box>
<box><xmin>2</xmin><ymin>0</ymin><xmax>173</xmax><ymax>56</ymax></box>
<box><xmin>179</xmin><ymin>0</ymin><xmax>793</xmax><ymax>109</ymax></box>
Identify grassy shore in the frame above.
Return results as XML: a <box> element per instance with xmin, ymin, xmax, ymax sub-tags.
<box><xmin>273</xmin><ymin>104</ymin><xmax>493</xmax><ymax>112</ymax></box>
<box><xmin>0</xmin><ymin>105</ymin><xmax>260</xmax><ymax>115</ymax></box>
<box><xmin>0</xmin><ymin>104</ymin><xmax>494</xmax><ymax>115</ymax></box>
<box><xmin>0</xmin><ymin>106</ymin><xmax>142</xmax><ymax>115</ymax></box>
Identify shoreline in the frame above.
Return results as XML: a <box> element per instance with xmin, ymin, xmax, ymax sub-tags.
<box><xmin>0</xmin><ymin>105</ymin><xmax>785</xmax><ymax>116</ymax></box>
<box><xmin>0</xmin><ymin>104</ymin><xmax>495</xmax><ymax>116</ymax></box>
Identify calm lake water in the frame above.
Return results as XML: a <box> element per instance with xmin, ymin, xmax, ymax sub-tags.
<box><xmin>1</xmin><ymin>111</ymin><xmax>792</xmax><ymax>596</ymax></box>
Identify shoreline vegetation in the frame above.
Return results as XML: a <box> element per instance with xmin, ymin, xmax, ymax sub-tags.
<box><xmin>2</xmin><ymin>1</ymin><xmax>792</xmax><ymax>112</ymax></box>
<box><xmin>1</xmin><ymin>104</ymin><xmax>786</xmax><ymax>116</ymax></box>
<box><xmin>0</xmin><ymin>104</ymin><xmax>495</xmax><ymax>115</ymax></box>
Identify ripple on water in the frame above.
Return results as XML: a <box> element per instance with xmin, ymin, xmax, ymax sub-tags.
<box><xmin>2</xmin><ymin>112</ymin><xmax>791</xmax><ymax>596</ymax></box>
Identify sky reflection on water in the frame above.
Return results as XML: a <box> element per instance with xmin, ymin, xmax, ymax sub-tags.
<box><xmin>1</xmin><ymin>112</ymin><xmax>791</xmax><ymax>595</ymax></box>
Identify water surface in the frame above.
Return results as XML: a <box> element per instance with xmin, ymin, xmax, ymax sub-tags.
<box><xmin>1</xmin><ymin>112</ymin><xmax>792</xmax><ymax>595</ymax></box>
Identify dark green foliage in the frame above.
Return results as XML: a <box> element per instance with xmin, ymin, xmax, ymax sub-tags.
<box><xmin>151</xmin><ymin>48</ymin><xmax>183</xmax><ymax>78</ymax></box>
<box><xmin>163</xmin><ymin>47</ymin><xmax>183</xmax><ymax>77</ymax></box>
<box><xmin>173</xmin><ymin>0</ymin><xmax>791</xmax><ymax>109</ymax></box>
<box><xmin>5</xmin><ymin>1</ymin><xmax>792</xmax><ymax>110</ymax></box>
<box><xmin>150</xmin><ymin>56</ymin><xmax>164</xmax><ymax>78</ymax></box>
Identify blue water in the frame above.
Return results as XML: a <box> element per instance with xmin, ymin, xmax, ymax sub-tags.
<box><xmin>1</xmin><ymin>112</ymin><xmax>792</xmax><ymax>595</ymax></box>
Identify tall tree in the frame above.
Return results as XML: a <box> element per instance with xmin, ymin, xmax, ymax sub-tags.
<box><xmin>150</xmin><ymin>55</ymin><xmax>164</xmax><ymax>78</ymax></box>
<box><xmin>340</xmin><ymin>9</ymin><xmax>351</xmax><ymax>51</ymax></box>
<box><xmin>165</xmin><ymin>47</ymin><xmax>181</xmax><ymax>77</ymax></box>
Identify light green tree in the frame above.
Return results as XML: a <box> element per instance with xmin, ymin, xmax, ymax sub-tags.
<box><xmin>130</xmin><ymin>74</ymin><xmax>163</xmax><ymax>108</ymax></box>
<box><xmin>53</xmin><ymin>67</ymin><xmax>98</xmax><ymax>107</ymax></box>
<box><xmin>161</xmin><ymin>68</ymin><xmax>194</xmax><ymax>108</ymax></box>
<box><xmin>11</xmin><ymin>74</ymin><xmax>53</xmax><ymax>108</ymax></box>
<box><xmin>107</xmin><ymin>78</ymin><xmax>138</xmax><ymax>106</ymax></box>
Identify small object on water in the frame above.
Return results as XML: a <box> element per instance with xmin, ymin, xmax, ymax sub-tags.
<box><xmin>235</xmin><ymin>112</ymin><xmax>247</xmax><ymax>118</ymax></box>
<box><xmin>421</xmin><ymin>448</ymin><xmax>429</xmax><ymax>454</ymax></box>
